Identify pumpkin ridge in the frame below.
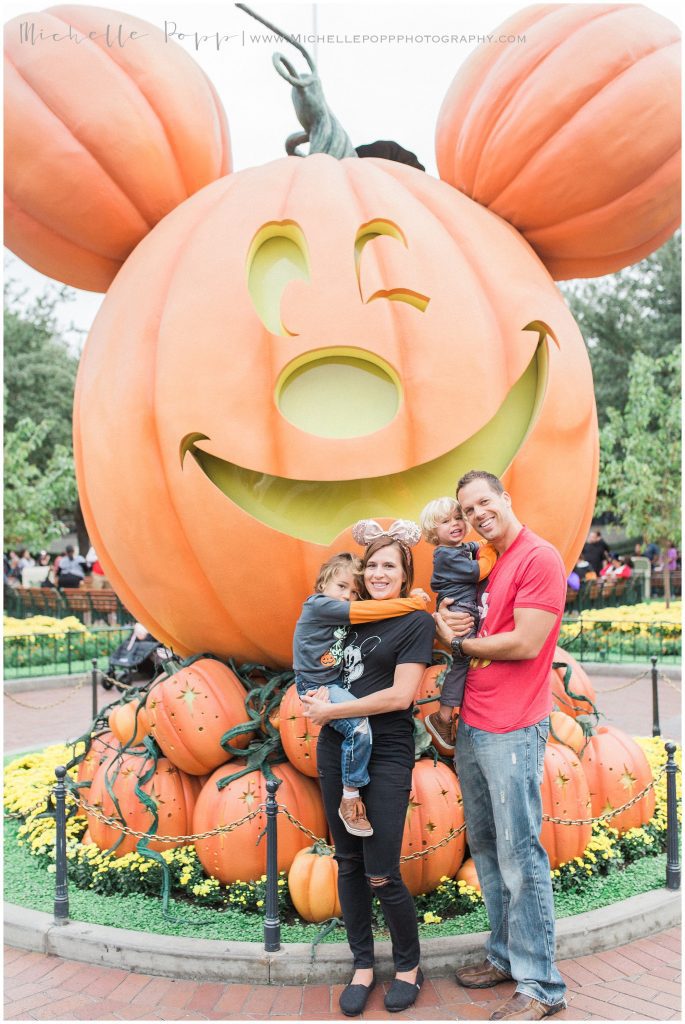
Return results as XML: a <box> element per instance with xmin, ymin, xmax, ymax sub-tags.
<box><xmin>4</xmin><ymin>51</ymin><xmax>156</xmax><ymax>235</ymax></box>
<box><xmin>3</xmin><ymin>190</ymin><xmax>124</xmax><ymax>276</ymax></box>
<box><xmin>467</xmin><ymin>5</ymin><xmax>620</xmax><ymax>196</ymax></box>
<box><xmin>150</xmin><ymin>179</ymin><xmax>276</xmax><ymax>663</ymax></box>
<box><xmin>487</xmin><ymin>38</ymin><xmax>680</xmax><ymax>217</ymax></box>
<box><xmin>49</xmin><ymin>9</ymin><xmax>195</xmax><ymax>199</ymax></box>
<box><xmin>371</xmin><ymin>160</ymin><xmax>532</xmax><ymax>389</ymax></box>
<box><xmin>205</xmin><ymin>77</ymin><xmax>232</xmax><ymax>177</ymax></box>
<box><xmin>523</xmin><ymin>144</ymin><xmax>682</xmax><ymax>248</ymax></box>
<box><xmin>343</xmin><ymin>158</ymin><xmax>417</xmax><ymax>465</ymax></box>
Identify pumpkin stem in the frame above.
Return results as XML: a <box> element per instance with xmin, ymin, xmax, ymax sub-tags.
<box><xmin>236</xmin><ymin>4</ymin><xmax>357</xmax><ymax>159</ymax></box>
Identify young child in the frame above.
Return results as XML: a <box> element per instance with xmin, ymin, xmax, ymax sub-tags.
<box><xmin>419</xmin><ymin>497</ymin><xmax>497</xmax><ymax>757</ymax></box>
<box><xmin>293</xmin><ymin>552</ymin><xmax>427</xmax><ymax>837</ymax></box>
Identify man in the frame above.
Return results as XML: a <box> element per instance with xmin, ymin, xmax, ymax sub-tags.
<box><xmin>434</xmin><ymin>470</ymin><xmax>567</xmax><ymax>1021</ymax></box>
<box><xmin>581</xmin><ymin>529</ymin><xmax>610</xmax><ymax>575</ymax></box>
<box><xmin>56</xmin><ymin>545</ymin><xmax>86</xmax><ymax>588</ymax></box>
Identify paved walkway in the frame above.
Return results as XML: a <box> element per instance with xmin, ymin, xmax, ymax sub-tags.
<box><xmin>4</xmin><ymin>928</ymin><xmax>682</xmax><ymax>1020</ymax></box>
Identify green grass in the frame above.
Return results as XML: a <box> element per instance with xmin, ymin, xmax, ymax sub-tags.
<box><xmin>4</xmin><ymin>817</ymin><xmax>668</xmax><ymax>944</ymax></box>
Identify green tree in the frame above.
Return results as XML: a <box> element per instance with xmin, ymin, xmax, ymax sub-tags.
<box><xmin>4</xmin><ymin>418</ymin><xmax>78</xmax><ymax>549</ymax></box>
<box><xmin>560</xmin><ymin>234</ymin><xmax>681</xmax><ymax>425</ymax></box>
<box><xmin>4</xmin><ymin>281</ymin><xmax>80</xmax><ymax>470</ymax></box>
<box><xmin>3</xmin><ymin>282</ymin><xmax>82</xmax><ymax>550</ymax></box>
<box><xmin>598</xmin><ymin>350</ymin><xmax>681</xmax><ymax>603</ymax></box>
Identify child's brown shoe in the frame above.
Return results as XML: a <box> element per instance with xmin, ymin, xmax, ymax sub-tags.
<box><xmin>425</xmin><ymin>712</ymin><xmax>457</xmax><ymax>757</ymax></box>
<box><xmin>339</xmin><ymin>797</ymin><xmax>374</xmax><ymax>837</ymax></box>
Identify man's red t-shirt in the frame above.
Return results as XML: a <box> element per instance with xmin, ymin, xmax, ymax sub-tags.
<box><xmin>460</xmin><ymin>526</ymin><xmax>566</xmax><ymax>733</ymax></box>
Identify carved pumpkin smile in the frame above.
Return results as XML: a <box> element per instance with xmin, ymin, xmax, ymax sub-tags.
<box><xmin>181</xmin><ymin>327</ymin><xmax>550</xmax><ymax>545</ymax></box>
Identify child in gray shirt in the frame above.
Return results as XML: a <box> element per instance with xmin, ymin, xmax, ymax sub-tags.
<box><xmin>293</xmin><ymin>552</ymin><xmax>425</xmax><ymax>837</ymax></box>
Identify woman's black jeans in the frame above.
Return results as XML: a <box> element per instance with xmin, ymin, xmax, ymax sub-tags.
<box><xmin>317</xmin><ymin>730</ymin><xmax>420</xmax><ymax>972</ymax></box>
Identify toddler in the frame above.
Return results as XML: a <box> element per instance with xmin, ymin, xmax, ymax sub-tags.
<box><xmin>293</xmin><ymin>552</ymin><xmax>426</xmax><ymax>837</ymax></box>
<box><xmin>419</xmin><ymin>497</ymin><xmax>497</xmax><ymax>756</ymax></box>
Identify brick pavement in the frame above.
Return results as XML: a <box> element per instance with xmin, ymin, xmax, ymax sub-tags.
<box><xmin>3</xmin><ymin>928</ymin><xmax>682</xmax><ymax>1020</ymax></box>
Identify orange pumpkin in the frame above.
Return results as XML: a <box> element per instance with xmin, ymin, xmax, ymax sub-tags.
<box><xmin>288</xmin><ymin>843</ymin><xmax>342</xmax><ymax>923</ymax></box>
<box><xmin>75</xmin><ymin>729</ymin><xmax>119</xmax><ymax>817</ymax></box>
<box><xmin>193</xmin><ymin>761</ymin><xmax>327</xmax><ymax>884</ymax></box>
<box><xmin>278</xmin><ymin>684</ymin><xmax>321</xmax><ymax>778</ymax></box>
<box><xmin>550</xmin><ymin>648</ymin><xmax>598</xmax><ymax>721</ymax></box>
<box><xmin>86</xmin><ymin>751</ymin><xmax>201</xmax><ymax>857</ymax></box>
<box><xmin>108</xmin><ymin>700</ymin><xmax>150</xmax><ymax>747</ymax></box>
<box><xmin>436</xmin><ymin>5</ymin><xmax>681</xmax><ymax>279</ymax></box>
<box><xmin>581</xmin><ymin>725</ymin><xmax>655</xmax><ymax>835</ymax></box>
<box><xmin>74</xmin><ymin>154</ymin><xmax>597</xmax><ymax>665</ymax></box>
<box><xmin>456</xmin><ymin>857</ymin><xmax>481</xmax><ymax>892</ymax></box>
<box><xmin>4</xmin><ymin>5</ymin><xmax>231</xmax><ymax>292</ymax></box>
<box><xmin>548</xmin><ymin>711</ymin><xmax>585</xmax><ymax>756</ymax></box>
<box><xmin>413</xmin><ymin>663</ymin><xmax>447</xmax><ymax>727</ymax></box>
<box><xmin>540</xmin><ymin>743</ymin><xmax>592</xmax><ymax>870</ymax></box>
<box><xmin>400</xmin><ymin>759</ymin><xmax>466</xmax><ymax>897</ymax></box>
<box><xmin>146</xmin><ymin>659</ymin><xmax>253</xmax><ymax>775</ymax></box>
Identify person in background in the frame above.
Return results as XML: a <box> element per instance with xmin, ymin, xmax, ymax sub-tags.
<box><xmin>566</xmin><ymin>570</ymin><xmax>580</xmax><ymax>592</ymax></box>
<box><xmin>56</xmin><ymin>545</ymin><xmax>86</xmax><ymax>588</ymax></box>
<box><xmin>581</xmin><ymin>530</ymin><xmax>610</xmax><ymax>575</ymax></box>
<box><xmin>644</xmin><ymin>540</ymin><xmax>661</xmax><ymax>566</ymax></box>
<box><xmin>86</xmin><ymin>545</ymin><xmax>108</xmax><ymax>589</ymax></box>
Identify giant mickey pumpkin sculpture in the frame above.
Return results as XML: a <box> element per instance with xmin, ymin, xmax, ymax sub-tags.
<box><xmin>5</xmin><ymin>4</ymin><xmax>681</xmax><ymax>667</ymax></box>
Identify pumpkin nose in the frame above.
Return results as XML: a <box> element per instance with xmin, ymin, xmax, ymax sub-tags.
<box><xmin>275</xmin><ymin>349</ymin><xmax>401</xmax><ymax>438</ymax></box>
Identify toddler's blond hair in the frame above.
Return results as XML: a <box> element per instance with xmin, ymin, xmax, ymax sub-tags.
<box><xmin>314</xmin><ymin>552</ymin><xmax>362</xmax><ymax>593</ymax></box>
<box><xmin>420</xmin><ymin>497</ymin><xmax>463</xmax><ymax>545</ymax></box>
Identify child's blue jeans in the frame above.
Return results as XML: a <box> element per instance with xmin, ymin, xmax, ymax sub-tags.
<box><xmin>295</xmin><ymin>675</ymin><xmax>372</xmax><ymax>789</ymax></box>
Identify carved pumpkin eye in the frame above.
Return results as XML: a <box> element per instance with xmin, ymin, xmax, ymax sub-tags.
<box><xmin>246</xmin><ymin>220</ymin><xmax>310</xmax><ymax>336</ymax></box>
<box><xmin>354</xmin><ymin>219</ymin><xmax>430</xmax><ymax>311</ymax></box>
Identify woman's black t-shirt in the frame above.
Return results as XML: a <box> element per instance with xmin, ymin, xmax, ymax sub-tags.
<box><xmin>319</xmin><ymin>610</ymin><xmax>435</xmax><ymax>756</ymax></box>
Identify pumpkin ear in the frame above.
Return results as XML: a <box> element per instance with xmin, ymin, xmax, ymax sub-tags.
<box><xmin>435</xmin><ymin>5</ymin><xmax>680</xmax><ymax>280</ymax></box>
<box><xmin>4</xmin><ymin>5</ymin><xmax>231</xmax><ymax>293</ymax></box>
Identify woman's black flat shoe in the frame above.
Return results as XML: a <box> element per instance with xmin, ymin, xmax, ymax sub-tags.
<box><xmin>384</xmin><ymin>967</ymin><xmax>424</xmax><ymax>1012</ymax></box>
<box><xmin>339</xmin><ymin>977</ymin><xmax>376</xmax><ymax>1017</ymax></box>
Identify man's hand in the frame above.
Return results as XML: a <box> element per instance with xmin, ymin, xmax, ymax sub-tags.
<box><xmin>300</xmin><ymin>692</ymin><xmax>334</xmax><ymax>726</ymax></box>
<box><xmin>437</xmin><ymin>597</ymin><xmax>475</xmax><ymax>636</ymax></box>
<box><xmin>433</xmin><ymin>611</ymin><xmax>455</xmax><ymax>646</ymax></box>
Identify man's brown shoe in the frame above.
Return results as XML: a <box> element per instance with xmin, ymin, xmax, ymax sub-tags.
<box><xmin>455</xmin><ymin>959</ymin><xmax>512</xmax><ymax>989</ymax></box>
<box><xmin>490</xmin><ymin>992</ymin><xmax>566</xmax><ymax>1020</ymax></box>
<box><xmin>339</xmin><ymin>797</ymin><xmax>373</xmax><ymax>837</ymax></box>
<box><xmin>425</xmin><ymin>712</ymin><xmax>456</xmax><ymax>757</ymax></box>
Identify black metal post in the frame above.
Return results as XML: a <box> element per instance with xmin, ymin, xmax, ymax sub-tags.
<box><xmin>651</xmin><ymin>655</ymin><xmax>661</xmax><ymax>736</ymax></box>
<box><xmin>264</xmin><ymin>777</ymin><xmax>282</xmax><ymax>952</ymax></box>
<box><xmin>665</xmin><ymin>742</ymin><xmax>680</xmax><ymax>891</ymax></box>
<box><xmin>53</xmin><ymin>766</ymin><xmax>69</xmax><ymax>924</ymax></box>
<box><xmin>91</xmin><ymin>658</ymin><xmax>99</xmax><ymax>720</ymax></box>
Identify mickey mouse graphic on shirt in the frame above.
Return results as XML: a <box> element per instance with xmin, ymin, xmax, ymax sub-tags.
<box><xmin>343</xmin><ymin>633</ymin><xmax>382</xmax><ymax>684</ymax></box>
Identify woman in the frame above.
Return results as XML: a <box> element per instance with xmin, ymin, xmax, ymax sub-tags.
<box><xmin>301</xmin><ymin>519</ymin><xmax>435</xmax><ymax>1017</ymax></box>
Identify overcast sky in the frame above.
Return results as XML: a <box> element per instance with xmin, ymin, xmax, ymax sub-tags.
<box><xmin>4</xmin><ymin>0</ymin><xmax>682</xmax><ymax>344</ymax></box>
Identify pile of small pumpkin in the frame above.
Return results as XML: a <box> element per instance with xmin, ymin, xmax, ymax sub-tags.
<box><xmin>76</xmin><ymin>647</ymin><xmax>655</xmax><ymax>924</ymax></box>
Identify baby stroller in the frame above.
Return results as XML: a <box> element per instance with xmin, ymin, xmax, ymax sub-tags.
<box><xmin>104</xmin><ymin>622</ymin><xmax>164</xmax><ymax>690</ymax></box>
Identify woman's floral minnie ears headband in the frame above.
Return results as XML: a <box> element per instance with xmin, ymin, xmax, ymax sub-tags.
<box><xmin>351</xmin><ymin>519</ymin><xmax>422</xmax><ymax>549</ymax></box>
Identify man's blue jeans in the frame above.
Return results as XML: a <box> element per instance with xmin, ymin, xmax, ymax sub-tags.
<box><xmin>295</xmin><ymin>677</ymin><xmax>372</xmax><ymax>789</ymax></box>
<box><xmin>455</xmin><ymin>717</ymin><xmax>566</xmax><ymax>1007</ymax></box>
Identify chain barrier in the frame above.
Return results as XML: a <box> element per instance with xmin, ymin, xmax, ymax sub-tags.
<box><xmin>28</xmin><ymin>765</ymin><xmax>667</xmax><ymax>851</ymax></box>
<box><xmin>98</xmin><ymin>671</ymin><xmax>132</xmax><ymax>693</ymax></box>
<box><xmin>4</xmin><ymin>674</ymin><xmax>89</xmax><ymax>709</ymax></box>
<box><xmin>591</xmin><ymin>669</ymin><xmax>651</xmax><ymax>694</ymax></box>
<box><xmin>659</xmin><ymin>671</ymin><xmax>682</xmax><ymax>695</ymax></box>
<box><xmin>542</xmin><ymin>765</ymin><xmax>669</xmax><ymax>826</ymax></box>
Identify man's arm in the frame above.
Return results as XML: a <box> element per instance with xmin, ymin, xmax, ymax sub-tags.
<box><xmin>301</xmin><ymin>662</ymin><xmax>424</xmax><ymax>724</ymax></box>
<box><xmin>435</xmin><ymin>605</ymin><xmax>558</xmax><ymax>661</ymax></box>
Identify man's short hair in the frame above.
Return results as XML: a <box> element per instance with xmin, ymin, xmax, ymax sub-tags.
<box><xmin>456</xmin><ymin>470</ymin><xmax>504</xmax><ymax>498</ymax></box>
<box><xmin>65</xmin><ymin>545</ymin><xmax>75</xmax><ymax>555</ymax></box>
